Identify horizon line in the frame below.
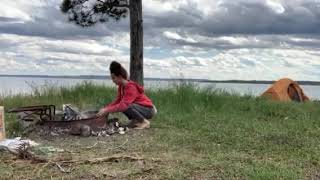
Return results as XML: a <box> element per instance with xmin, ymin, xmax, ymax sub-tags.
<box><xmin>1</xmin><ymin>74</ymin><xmax>320</xmax><ymax>85</ymax></box>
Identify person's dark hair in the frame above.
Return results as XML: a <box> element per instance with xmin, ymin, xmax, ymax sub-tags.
<box><xmin>109</xmin><ymin>61</ymin><xmax>128</xmax><ymax>79</ymax></box>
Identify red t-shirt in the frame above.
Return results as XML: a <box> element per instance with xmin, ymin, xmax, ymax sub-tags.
<box><xmin>104</xmin><ymin>81</ymin><xmax>153</xmax><ymax>113</ymax></box>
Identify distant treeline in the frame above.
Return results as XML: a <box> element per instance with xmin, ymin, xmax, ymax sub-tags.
<box><xmin>1</xmin><ymin>75</ymin><xmax>320</xmax><ymax>86</ymax></box>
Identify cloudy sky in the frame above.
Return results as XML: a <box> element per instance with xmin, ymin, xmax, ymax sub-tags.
<box><xmin>0</xmin><ymin>0</ymin><xmax>320</xmax><ymax>81</ymax></box>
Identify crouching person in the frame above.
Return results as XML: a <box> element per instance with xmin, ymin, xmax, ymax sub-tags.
<box><xmin>97</xmin><ymin>61</ymin><xmax>157</xmax><ymax>129</ymax></box>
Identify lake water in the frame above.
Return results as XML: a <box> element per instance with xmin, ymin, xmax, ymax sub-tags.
<box><xmin>1</xmin><ymin>77</ymin><xmax>320</xmax><ymax>100</ymax></box>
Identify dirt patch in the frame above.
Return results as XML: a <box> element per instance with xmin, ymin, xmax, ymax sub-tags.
<box><xmin>0</xmin><ymin>129</ymin><xmax>166</xmax><ymax>179</ymax></box>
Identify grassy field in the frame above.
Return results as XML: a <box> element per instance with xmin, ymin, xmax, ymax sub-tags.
<box><xmin>1</xmin><ymin>82</ymin><xmax>320</xmax><ymax>179</ymax></box>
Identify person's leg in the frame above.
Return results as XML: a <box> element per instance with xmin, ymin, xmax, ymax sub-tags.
<box><xmin>131</xmin><ymin>104</ymin><xmax>155</xmax><ymax>119</ymax></box>
<box><xmin>123</xmin><ymin>104</ymin><xmax>155</xmax><ymax>120</ymax></box>
<box><xmin>123</xmin><ymin>104</ymin><xmax>155</xmax><ymax>129</ymax></box>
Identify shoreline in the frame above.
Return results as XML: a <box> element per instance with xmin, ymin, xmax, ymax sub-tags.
<box><xmin>1</xmin><ymin>75</ymin><xmax>320</xmax><ymax>86</ymax></box>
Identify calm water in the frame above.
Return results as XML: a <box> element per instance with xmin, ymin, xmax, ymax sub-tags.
<box><xmin>1</xmin><ymin>77</ymin><xmax>320</xmax><ymax>100</ymax></box>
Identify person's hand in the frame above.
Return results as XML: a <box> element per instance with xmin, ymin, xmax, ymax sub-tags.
<box><xmin>97</xmin><ymin>108</ymin><xmax>108</xmax><ymax>117</ymax></box>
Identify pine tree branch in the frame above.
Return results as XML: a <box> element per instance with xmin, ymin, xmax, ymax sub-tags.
<box><xmin>60</xmin><ymin>0</ymin><xmax>129</xmax><ymax>27</ymax></box>
<box><xmin>97</xmin><ymin>0</ymin><xmax>129</xmax><ymax>8</ymax></box>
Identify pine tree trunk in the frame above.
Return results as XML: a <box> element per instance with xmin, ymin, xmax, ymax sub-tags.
<box><xmin>130</xmin><ymin>0</ymin><xmax>144</xmax><ymax>85</ymax></box>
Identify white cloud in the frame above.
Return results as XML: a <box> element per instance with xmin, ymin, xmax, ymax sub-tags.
<box><xmin>143</xmin><ymin>48</ymin><xmax>320</xmax><ymax>81</ymax></box>
<box><xmin>0</xmin><ymin>4</ymin><xmax>32</xmax><ymax>22</ymax></box>
<box><xmin>163</xmin><ymin>31</ymin><xmax>198</xmax><ymax>43</ymax></box>
<box><xmin>144</xmin><ymin>0</ymin><xmax>177</xmax><ymax>13</ymax></box>
<box><xmin>0</xmin><ymin>0</ymin><xmax>320</xmax><ymax>81</ymax></box>
<box><xmin>219</xmin><ymin>36</ymin><xmax>250</xmax><ymax>46</ymax></box>
<box><xmin>266</xmin><ymin>0</ymin><xmax>285</xmax><ymax>14</ymax></box>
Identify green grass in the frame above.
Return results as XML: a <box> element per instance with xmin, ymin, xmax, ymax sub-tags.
<box><xmin>1</xmin><ymin>82</ymin><xmax>320</xmax><ymax>179</ymax></box>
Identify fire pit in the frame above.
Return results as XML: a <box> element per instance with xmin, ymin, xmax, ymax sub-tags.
<box><xmin>7</xmin><ymin>105</ymin><xmax>126</xmax><ymax>136</ymax></box>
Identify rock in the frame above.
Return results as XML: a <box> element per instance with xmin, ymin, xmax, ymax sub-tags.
<box><xmin>97</xmin><ymin>130</ymin><xmax>107</xmax><ymax>137</ymax></box>
<box><xmin>70</xmin><ymin>124</ymin><xmax>82</xmax><ymax>135</ymax></box>
<box><xmin>50</xmin><ymin>132</ymin><xmax>59</xmax><ymax>136</ymax></box>
<box><xmin>70</xmin><ymin>123</ymin><xmax>91</xmax><ymax>136</ymax></box>
<box><xmin>91</xmin><ymin>131</ymin><xmax>99</xmax><ymax>136</ymax></box>
<box><xmin>80</xmin><ymin>124</ymin><xmax>91</xmax><ymax>137</ymax></box>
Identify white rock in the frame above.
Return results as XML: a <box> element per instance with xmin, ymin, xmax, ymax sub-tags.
<box><xmin>50</xmin><ymin>132</ymin><xmax>59</xmax><ymax>136</ymax></box>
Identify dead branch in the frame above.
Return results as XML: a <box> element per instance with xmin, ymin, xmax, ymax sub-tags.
<box><xmin>60</xmin><ymin>154</ymin><xmax>144</xmax><ymax>165</ymax></box>
<box><xmin>1</xmin><ymin>143</ymin><xmax>47</xmax><ymax>163</ymax></box>
<box><xmin>85</xmin><ymin>155</ymin><xmax>143</xmax><ymax>164</ymax></box>
<box><xmin>37</xmin><ymin>161</ymin><xmax>51</xmax><ymax>177</ymax></box>
<box><xmin>55</xmin><ymin>162</ymin><xmax>71</xmax><ymax>173</ymax></box>
<box><xmin>83</xmin><ymin>142</ymin><xmax>98</xmax><ymax>149</ymax></box>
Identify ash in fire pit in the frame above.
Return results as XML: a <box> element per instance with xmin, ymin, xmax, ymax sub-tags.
<box><xmin>36</xmin><ymin>117</ymin><xmax>128</xmax><ymax>137</ymax></box>
<box><xmin>69</xmin><ymin>118</ymin><xmax>128</xmax><ymax>137</ymax></box>
<box><xmin>9</xmin><ymin>104</ymin><xmax>128</xmax><ymax>137</ymax></box>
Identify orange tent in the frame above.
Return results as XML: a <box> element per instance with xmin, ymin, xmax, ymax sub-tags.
<box><xmin>261</xmin><ymin>78</ymin><xmax>309</xmax><ymax>102</ymax></box>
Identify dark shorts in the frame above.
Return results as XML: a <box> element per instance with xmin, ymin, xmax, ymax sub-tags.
<box><xmin>123</xmin><ymin>104</ymin><xmax>156</xmax><ymax>122</ymax></box>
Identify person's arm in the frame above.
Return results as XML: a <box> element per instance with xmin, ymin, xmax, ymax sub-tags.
<box><xmin>97</xmin><ymin>87</ymin><xmax>121</xmax><ymax>117</ymax></box>
<box><xmin>104</xmin><ymin>83</ymin><xmax>139</xmax><ymax>113</ymax></box>
<box><xmin>104</xmin><ymin>86</ymin><xmax>121</xmax><ymax>109</ymax></box>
